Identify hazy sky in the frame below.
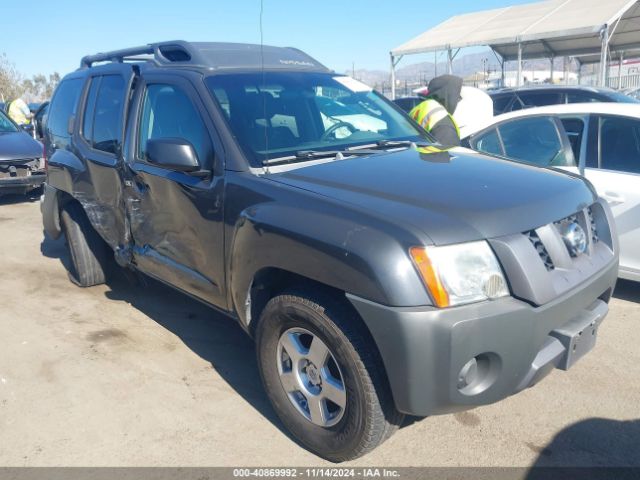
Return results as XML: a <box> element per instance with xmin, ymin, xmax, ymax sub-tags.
<box><xmin>3</xmin><ymin>0</ymin><xmax>534</xmax><ymax>78</ymax></box>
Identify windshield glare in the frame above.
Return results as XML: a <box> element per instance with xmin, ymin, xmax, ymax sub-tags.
<box><xmin>0</xmin><ymin>111</ymin><xmax>18</xmax><ymax>133</ymax></box>
<box><xmin>206</xmin><ymin>72</ymin><xmax>429</xmax><ymax>165</ymax></box>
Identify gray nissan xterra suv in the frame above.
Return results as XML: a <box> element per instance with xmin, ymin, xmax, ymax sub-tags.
<box><xmin>41</xmin><ymin>41</ymin><xmax>618</xmax><ymax>462</ymax></box>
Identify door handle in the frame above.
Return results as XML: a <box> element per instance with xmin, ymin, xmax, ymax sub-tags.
<box><xmin>602</xmin><ymin>191</ymin><xmax>625</xmax><ymax>206</ymax></box>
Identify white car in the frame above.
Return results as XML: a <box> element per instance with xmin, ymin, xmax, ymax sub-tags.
<box><xmin>464</xmin><ymin>103</ymin><xmax>640</xmax><ymax>281</ymax></box>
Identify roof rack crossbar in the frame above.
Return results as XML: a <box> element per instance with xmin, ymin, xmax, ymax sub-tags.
<box><xmin>80</xmin><ymin>41</ymin><xmax>198</xmax><ymax>68</ymax></box>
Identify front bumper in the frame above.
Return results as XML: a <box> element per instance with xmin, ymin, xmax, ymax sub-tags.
<box><xmin>347</xmin><ymin>257</ymin><xmax>618</xmax><ymax>416</ymax></box>
<box><xmin>0</xmin><ymin>171</ymin><xmax>45</xmax><ymax>194</ymax></box>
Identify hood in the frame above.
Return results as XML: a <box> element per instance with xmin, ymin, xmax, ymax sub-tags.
<box><xmin>0</xmin><ymin>131</ymin><xmax>42</xmax><ymax>163</ymax></box>
<box><xmin>268</xmin><ymin>148</ymin><xmax>595</xmax><ymax>245</ymax></box>
<box><xmin>428</xmin><ymin>75</ymin><xmax>463</xmax><ymax>114</ymax></box>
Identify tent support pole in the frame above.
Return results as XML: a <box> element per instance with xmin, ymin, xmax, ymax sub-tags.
<box><xmin>576</xmin><ymin>58</ymin><xmax>582</xmax><ymax>85</ymax></box>
<box><xmin>517</xmin><ymin>43</ymin><xmax>523</xmax><ymax>87</ymax></box>
<box><xmin>490</xmin><ymin>48</ymin><xmax>505</xmax><ymax>87</ymax></box>
<box><xmin>550</xmin><ymin>55</ymin><xmax>555</xmax><ymax>84</ymax></box>
<box><xmin>618</xmin><ymin>51</ymin><xmax>624</xmax><ymax>90</ymax></box>
<box><xmin>434</xmin><ymin>51</ymin><xmax>438</xmax><ymax>77</ymax></box>
<box><xmin>390</xmin><ymin>54</ymin><xmax>403</xmax><ymax>100</ymax></box>
<box><xmin>599</xmin><ymin>25</ymin><xmax>609</xmax><ymax>87</ymax></box>
<box><xmin>390</xmin><ymin>54</ymin><xmax>396</xmax><ymax>100</ymax></box>
<box><xmin>447</xmin><ymin>48</ymin><xmax>453</xmax><ymax>74</ymax></box>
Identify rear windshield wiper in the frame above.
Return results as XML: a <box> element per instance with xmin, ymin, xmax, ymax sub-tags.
<box><xmin>262</xmin><ymin>149</ymin><xmax>379</xmax><ymax>166</ymax></box>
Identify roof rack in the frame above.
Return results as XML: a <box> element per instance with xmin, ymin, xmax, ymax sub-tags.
<box><xmin>80</xmin><ymin>40</ymin><xmax>331</xmax><ymax>73</ymax></box>
<box><xmin>80</xmin><ymin>40</ymin><xmax>204</xmax><ymax>68</ymax></box>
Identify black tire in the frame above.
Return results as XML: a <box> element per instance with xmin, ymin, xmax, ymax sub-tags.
<box><xmin>256</xmin><ymin>289</ymin><xmax>404</xmax><ymax>462</ymax></box>
<box><xmin>60</xmin><ymin>201</ymin><xmax>109</xmax><ymax>287</ymax></box>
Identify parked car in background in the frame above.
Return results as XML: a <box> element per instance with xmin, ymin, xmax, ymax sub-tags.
<box><xmin>28</xmin><ymin>102</ymin><xmax>42</xmax><ymax>114</ymax></box>
<box><xmin>32</xmin><ymin>101</ymin><xmax>49</xmax><ymax>140</ymax></box>
<box><xmin>464</xmin><ymin>103</ymin><xmax>640</xmax><ymax>282</ymax></box>
<box><xmin>0</xmin><ymin>108</ymin><xmax>45</xmax><ymax>197</ymax></box>
<box><xmin>624</xmin><ymin>86</ymin><xmax>640</xmax><ymax>100</ymax></box>
<box><xmin>488</xmin><ymin>85</ymin><xmax>639</xmax><ymax>115</ymax></box>
<box><xmin>392</xmin><ymin>96</ymin><xmax>423</xmax><ymax>113</ymax></box>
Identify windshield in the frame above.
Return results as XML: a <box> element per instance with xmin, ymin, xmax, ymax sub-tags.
<box><xmin>0</xmin><ymin>111</ymin><xmax>18</xmax><ymax>133</ymax></box>
<box><xmin>205</xmin><ymin>72</ymin><xmax>430</xmax><ymax>165</ymax></box>
<box><xmin>605</xmin><ymin>90</ymin><xmax>640</xmax><ymax>103</ymax></box>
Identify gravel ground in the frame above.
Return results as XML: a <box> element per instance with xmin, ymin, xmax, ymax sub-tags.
<box><xmin>0</xmin><ymin>196</ymin><xmax>638</xmax><ymax>468</ymax></box>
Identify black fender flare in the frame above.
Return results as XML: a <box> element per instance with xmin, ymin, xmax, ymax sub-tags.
<box><xmin>228</xmin><ymin>202</ymin><xmax>431</xmax><ymax>325</ymax></box>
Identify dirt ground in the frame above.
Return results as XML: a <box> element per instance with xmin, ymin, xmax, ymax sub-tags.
<box><xmin>0</xmin><ymin>195</ymin><xmax>638</xmax><ymax>467</ymax></box>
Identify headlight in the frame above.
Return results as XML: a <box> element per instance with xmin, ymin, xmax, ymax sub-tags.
<box><xmin>410</xmin><ymin>241</ymin><xmax>509</xmax><ymax>308</ymax></box>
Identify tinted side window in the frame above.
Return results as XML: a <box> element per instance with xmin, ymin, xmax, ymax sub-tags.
<box><xmin>599</xmin><ymin>116</ymin><xmax>640</xmax><ymax>174</ymax></box>
<box><xmin>491</xmin><ymin>95</ymin><xmax>512</xmax><ymax>115</ymax></box>
<box><xmin>48</xmin><ymin>78</ymin><xmax>83</xmax><ymax>141</ymax></box>
<box><xmin>567</xmin><ymin>93</ymin><xmax>601</xmax><ymax>104</ymax></box>
<box><xmin>517</xmin><ymin>92</ymin><xmax>563</xmax><ymax>108</ymax></box>
<box><xmin>498</xmin><ymin>117</ymin><xmax>571</xmax><ymax>166</ymax></box>
<box><xmin>91</xmin><ymin>75</ymin><xmax>125</xmax><ymax>154</ymax></box>
<box><xmin>35</xmin><ymin>104</ymin><xmax>48</xmax><ymax>123</ymax></box>
<box><xmin>473</xmin><ymin>128</ymin><xmax>503</xmax><ymax>156</ymax></box>
<box><xmin>138</xmin><ymin>84</ymin><xmax>211</xmax><ymax>167</ymax></box>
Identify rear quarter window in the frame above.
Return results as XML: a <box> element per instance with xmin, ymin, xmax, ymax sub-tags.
<box><xmin>48</xmin><ymin>78</ymin><xmax>83</xmax><ymax>143</ymax></box>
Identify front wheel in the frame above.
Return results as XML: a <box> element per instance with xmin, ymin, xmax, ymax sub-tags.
<box><xmin>256</xmin><ymin>290</ymin><xmax>403</xmax><ymax>462</ymax></box>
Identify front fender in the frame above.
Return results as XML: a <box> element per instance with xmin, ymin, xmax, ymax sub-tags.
<box><xmin>229</xmin><ymin>202</ymin><xmax>432</xmax><ymax>324</ymax></box>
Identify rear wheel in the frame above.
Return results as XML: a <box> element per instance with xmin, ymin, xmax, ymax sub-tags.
<box><xmin>256</xmin><ymin>290</ymin><xmax>403</xmax><ymax>462</ymax></box>
<box><xmin>60</xmin><ymin>202</ymin><xmax>109</xmax><ymax>287</ymax></box>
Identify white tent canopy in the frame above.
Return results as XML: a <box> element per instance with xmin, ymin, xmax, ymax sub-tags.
<box><xmin>389</xmin><ymin>0</ymin><xmax>640</xmax><ymax>97</ymax></box>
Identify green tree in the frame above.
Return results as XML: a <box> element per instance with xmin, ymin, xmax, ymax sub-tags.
<box><xmin>1</xmin><ymin>52</ymin><xmax>60</xmax><ymax>103</ymax></box>
<box><xmin>0</xmin><ymin>53</ymin><xmax>24</xmax><ymax>102</ymax></box>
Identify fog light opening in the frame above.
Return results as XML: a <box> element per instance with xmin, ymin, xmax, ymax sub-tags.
<box><xmin>457</xmin><ymin>352</ymin><xmax>501</xmax><ymax>396</ymax></box>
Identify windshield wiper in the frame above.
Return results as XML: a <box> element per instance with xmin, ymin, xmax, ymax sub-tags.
<box><xmin>261</xmin><ymin>140</ymin><xmax>435</xmax><ymax>166</ymax></box>
<box><xmin>350</xmin><ymin>140</ymin><xmax>433</xmax><ymax>151</ymax></box>
<box><xmin>262</xmin><ymin>149</ymin><xmax>379</xmax><ymax>166</ymax></box>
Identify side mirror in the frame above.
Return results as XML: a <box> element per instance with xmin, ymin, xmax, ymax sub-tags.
<box><xmin>145</xmin><ymin>138</ymin><xmax>200</xmax><ymax>172</ymax></box>
<box><xmin>21</xmin><ymin>123</ymin><xmax>34</xmax><ymax>133</ymax></box>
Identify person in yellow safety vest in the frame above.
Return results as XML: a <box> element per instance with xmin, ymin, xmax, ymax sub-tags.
<box><xmin>409</xmin><ymin>74</ymin><xmax>462</xmax><ymax>146</ymax></box>
<box><xmin>7</xmin><ymin>97</ymin><xmax>33</xmax><ymax>126</ymax></box>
